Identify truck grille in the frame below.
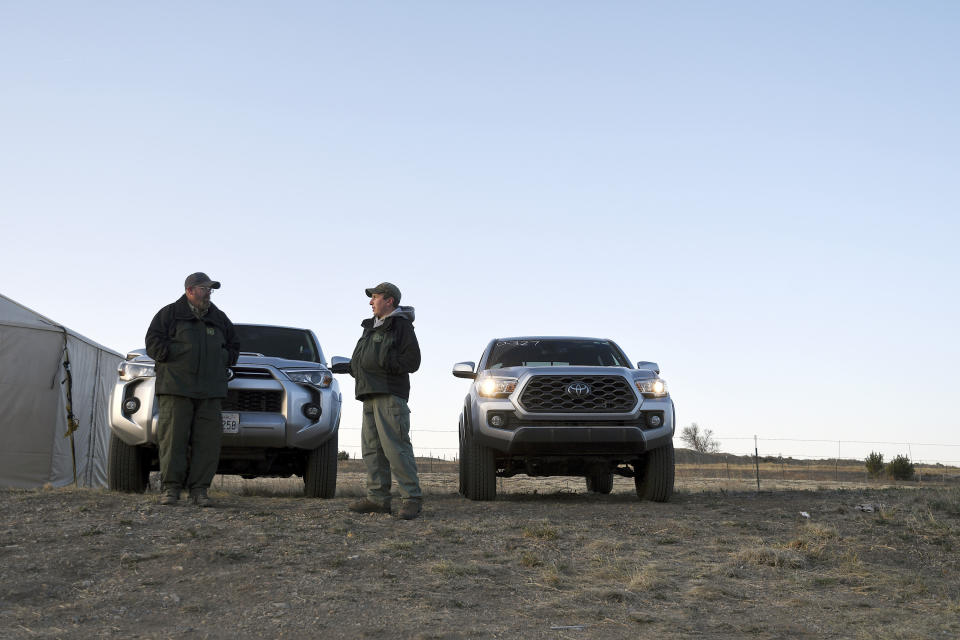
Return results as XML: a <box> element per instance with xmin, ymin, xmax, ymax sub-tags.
<box><xmin>222</xmin><ymin>390</ymin><xmax>283</xmax><ymax>413</ymax></box>
<box><xmin>518</xmin><ymin>375</ymin><xmax>637</xmax><ymax>413</ymax></box>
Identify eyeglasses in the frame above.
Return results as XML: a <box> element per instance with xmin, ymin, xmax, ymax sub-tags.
<box><xmin>191</xmin><ymin>286</ymin><xmax>213</xmax><ymax>293</ymax></box>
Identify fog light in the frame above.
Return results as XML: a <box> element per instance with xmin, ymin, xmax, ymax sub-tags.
<box><xmin>302</xmin><ymin>403</ymin><xmax>321</xmax><ymax>420</ymax></box>
<box><xmin>122</xmin><ymin>398</ymin><xmax>140</xmax><ymax>415</ymax></box>
<box><xmin>489</xmin><ymin>414</ymin><xmax>505</xmax><ymax>427</ymax></box>
<box><xmin>647</xmin><ymin>414</ymin><xmax>662</xmax><ymax>428</ymax></box>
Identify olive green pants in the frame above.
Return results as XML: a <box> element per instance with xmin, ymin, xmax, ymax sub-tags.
<box><xmin>157</xmin><ymin>395</ymin><xmax>222</xmax><ymax>491</ymax></box>
<box><xmin>361</xmin><ymin>394</ymin><xmax>422</xmax><ymax>505</ymax></box>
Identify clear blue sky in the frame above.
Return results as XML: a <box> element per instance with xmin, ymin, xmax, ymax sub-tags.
<box><xmin>2</xmin><ymin>2</ymin><xmax>958</xmax><ymax>464</ymax></box>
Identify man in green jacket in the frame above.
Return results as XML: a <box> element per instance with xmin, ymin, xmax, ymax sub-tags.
<box><xmin>145</xmin><ymin>272</ymin><xmax>239</xmax><ymax>507</ymax></box>
<box><xmin>347</xmin><ymin>282</ymin><xmax>423</xmax><ymax>520</ymax></box>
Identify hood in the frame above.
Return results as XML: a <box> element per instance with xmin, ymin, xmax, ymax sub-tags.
<box><xmin>392</xmin><ymin>305</ymin><xmax>415</xmax><ymax>322</ymax></box>
<box><xmin>236</xmin><ymin>354</ymin><xmax>327</xmax><ymax>370</ymax></box>
<box><xmin>479</xmin><ymin>365</ymin><xmax>640</xmax><ymax>378</ymax></box>
<box><xmin>126</xmin><ymin>351</ymin><xmax>326</xmax><ymax>370</ymax></box>
<box><xmin>364</xmin><ymin>306</ymin><xmax>416</xmax><ymax>327</ymax></box>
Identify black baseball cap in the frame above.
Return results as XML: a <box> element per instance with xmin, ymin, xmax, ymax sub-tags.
<box><xmin>184</xmin><ymin>272</ymin><xmax>221</xmax><ymax>289</ymax></box>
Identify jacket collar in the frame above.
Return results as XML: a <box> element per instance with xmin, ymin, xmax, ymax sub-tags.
<box><xmin>362</xmin><ymin>315</ymin><xmax>397</xmax><ymax>330</ymax></box>
<box><xmin>174</xmin><ymin>294</ymin><xmax>221</xmax><ymax>322</ymax></box>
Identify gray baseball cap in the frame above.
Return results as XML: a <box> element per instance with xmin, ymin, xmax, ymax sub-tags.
<box><xmin>364</xmin><ymin>282</ymin><xmax>400</xmax><ymax>304</ymax></box>
<box><xmin>184</xmin><ymin>272</ymin><xmax>221</xmax><ymax>289</ymax></box>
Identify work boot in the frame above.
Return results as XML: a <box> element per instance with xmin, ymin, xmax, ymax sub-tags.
<box><xmin>190</xmin><ymin>488</ymin><xmax>213</xmax><ymax>508</ymax></box>
<box><xmin>160</xmin><ymin>486</ymin><xmax>180</xmax><ymax>506</ymax></box>
<box><xmin>348</xmin><ymin>498</ymin><xmax>391</xmax><ymax>514</ymax></box>
<box><xmin>397</xmin><ymin>500</ymin><xmax>422</xmax><ymax>520</ymax></box>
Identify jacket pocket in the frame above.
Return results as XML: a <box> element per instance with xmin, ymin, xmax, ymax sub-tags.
<box><xmin>376</xmin><ymin>332</ymin><xmax>397</xmax><ymax>372</ymax></box>
<box><xmin>166</xmin><ymin>341</ymin><xmax>197</xmax><ymax>375</ymax></box>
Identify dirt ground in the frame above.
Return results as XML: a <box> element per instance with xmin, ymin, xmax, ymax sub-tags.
<box><xmin>2</xmin><ymin>465</ymin><xmax>958</xmax><ymax>639</ymax></box>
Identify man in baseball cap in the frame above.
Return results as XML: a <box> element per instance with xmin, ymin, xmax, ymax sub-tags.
<box><xmin>344</xmin><ymin>282</ymin><xmax>423</xmax><ymax>519</ymax></box>
<box><xmin>145</xmin><ymin>272</ymin><xmax>238</xmax><ymax>507</ymax></box>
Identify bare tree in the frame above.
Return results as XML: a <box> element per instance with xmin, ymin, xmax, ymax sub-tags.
<box><xmin>680</xmin><ymin>423</ymin><xmax>719</xmax><ymax>453</ymax></box>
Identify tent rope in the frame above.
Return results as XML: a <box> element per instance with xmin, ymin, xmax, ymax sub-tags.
<box><xmin>58</xmin><ymin>328</ymin><xmax>79</xmax><ymax>485</ymax></box>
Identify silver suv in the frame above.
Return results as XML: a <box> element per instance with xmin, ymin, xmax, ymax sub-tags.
<box><xmin>108</xmin><ymin>324</ymin><xmax>342</xmax><ymax>498</ymax></box>
<box><xmin>453</xmin><ymin>337</ymin><xmax>675</xmax><ymax>501</ymax></box>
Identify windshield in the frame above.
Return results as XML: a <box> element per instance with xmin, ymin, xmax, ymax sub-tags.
<box><xmin>234</xmin><ymin>325</ymin><xmax>324</xmax><ymax>364</ymax></box>
<box><xmin>486</xmin><ymin>339</ymin><xmax>629</xmax><ymax>369</ymax></box>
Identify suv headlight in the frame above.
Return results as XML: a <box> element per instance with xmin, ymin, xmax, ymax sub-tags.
<box><xmin>635</xmin><ymin>377</ymin><xmax>668</xmax><ymax>398</ymax></box>
<box><xmin>284</xmin><ymin>369</ymin><xmax>333</xmax><ymax>388</ymax></box>
<box><xmin>477</xmin><ymin>376</ymin><xmax>518</xmax><ymax>398</ymax></box>
<box><xmin>119</xmin><ymin>361</ymin><xmax>155</xmax><ymax>380</ymax></box>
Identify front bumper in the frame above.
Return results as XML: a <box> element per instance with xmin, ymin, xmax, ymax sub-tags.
<box><xmin>472</xmin><ymin>396</ymin><xmax>675</xmax><ymax>456</ymax></box>
<box><xmin>109</xmin><ymin>369</ymin><xmax>340</xmax><ymax>451</ymax></box>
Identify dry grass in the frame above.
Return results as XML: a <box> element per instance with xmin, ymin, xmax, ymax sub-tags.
<box><xmin>1</xmin><ymin>471</ymin><xmax>959</xmax><ymax>639</ymax></box>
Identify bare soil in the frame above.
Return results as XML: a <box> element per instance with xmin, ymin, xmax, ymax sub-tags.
<box><xmin>2</xmin><ymin>462</ymin><xmax>959</xmax><ymax>639</ymax></box>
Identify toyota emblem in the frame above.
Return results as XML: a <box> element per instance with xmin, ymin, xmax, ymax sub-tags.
<box><xmin>566</xmin><ymin>382</ymin><xmax>591</xmax><ymax>398</ymax></box>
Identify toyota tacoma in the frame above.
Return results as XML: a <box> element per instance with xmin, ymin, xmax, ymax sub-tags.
<box><xmin>453</xmin><ymin>337</ymin><xmax>674</xmax><ymax>501</ymax></box>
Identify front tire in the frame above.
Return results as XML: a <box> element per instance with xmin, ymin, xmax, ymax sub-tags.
<box><xmin>634</xmin><ymin>442</ymin><xmax>675</xmax><ymax>502</ymax></box>
<box><xmin>457</xmin><ymin>416</ymin><xmax>468</xmax><ymax>496</ymax></box>
<box><xmin>304</xmin><ymin>430</ymin><xmax>338</xmax><ymax>498</ymax></box>
<box><xmin>586</xmin><ymin>472</ymin><xmax>614</xmax><ymax>494</ymax></box>
<box><xmin>108</xmin><ymin>433</ymin><xmax>150</xmax><ymax>493</ymax></box>
<box><xmin>460</xmin><ymin>420</ymin><xmax>496</xmax><ymax>501</ymax></box>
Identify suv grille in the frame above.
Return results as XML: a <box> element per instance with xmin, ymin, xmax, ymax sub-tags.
<box><xmin>231</xmin><ymin>367</ymin><xmax>275</xmax><ymax>379</ymax></box>
<box><xmin>222</xmin><ymin>390</ymin><xmax>283</xmax><ymax>412</ymax></box>
<box><xmin>518</xmin><ymin>375</ymin><xmax>637</xmax><ymax>413</ymax></box>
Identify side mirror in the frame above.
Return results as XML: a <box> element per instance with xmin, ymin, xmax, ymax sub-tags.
<box><xmin>452</xmin><ymin>361</ymin><xmax>477</xmax><ymax>379</ymax></box>
<box><xmin>636</xmin><ymin>361</ymin><xmax>660</xmax><ymax>374</ymax></box>
<box><xmin>126</xmin><ymin>348</ymin><xmax>147</xmax><ymax>361</ymax></box>
<box><xmin>330</xmin><ymin>356</ymin><xmax>351</xmax><ymax>374</ymax></box>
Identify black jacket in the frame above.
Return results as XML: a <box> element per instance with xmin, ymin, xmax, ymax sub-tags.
<box><xmin>349</xmin><ymin>306</ymin><xmax>421</xmax><ymax>400</ymax></box>
<box><xmin>145</xmin><ymin>295</ymin><xmax>239</xmax><ymax>398</ymax></box>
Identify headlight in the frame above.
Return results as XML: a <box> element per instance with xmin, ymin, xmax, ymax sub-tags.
<box><xmin>284</xmin><ymin>369</ymin><xmax>333</xmax><ymax>388</ymax></box>
<box><xmin>477</xmin><ymin>376</ymin><xmax>518</xmax><ymax>398</ymax></box>
<box><xmin>635</xmin><ymin>377</ymin><xmax>668</xmax><ymax>398</ymax></box>
<box><xmin>119</xmin><ymin>361</ymin><xmax>155</xmax><ymax>380</ymax></box>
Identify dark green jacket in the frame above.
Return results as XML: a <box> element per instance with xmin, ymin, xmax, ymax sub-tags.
<box><xmin>145</xmin><ymin>295</ymin><xmax>239</xmax><ymax>399</ymax></box>
<box><xmin>350</xmin><ymin>306</ymin><xmax>421</xmax><ymax>400</ymax></box>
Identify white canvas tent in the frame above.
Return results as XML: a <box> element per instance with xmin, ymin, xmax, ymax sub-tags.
<box><xmin>0</xmin><ymin>293</ymin><xmax>122</xmax><ymax>488</ymax></box>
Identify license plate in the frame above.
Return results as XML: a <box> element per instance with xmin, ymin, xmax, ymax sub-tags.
<box><xmin>221</xmin><ymin>412</ymin><xmax>239</xmax><ymax>434</ymax></box>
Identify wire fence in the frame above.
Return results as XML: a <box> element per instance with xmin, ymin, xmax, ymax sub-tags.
<box><xmin>335</xmin><ymin>427</ymin><xmax>960</xmax><ymax>470</ymax></box>
<box><xmin>337</xmin><ymin>426</ymin><xmax>459</xmax><ymax>460</ymax></box>
<box><xmin>713</xmin><ymin>435</ymin><xmax>960</xmax><ymax>468</ymax></box>
<box><xmin>198</xmin><ymin>430</ymin><xmax>960</xmax><ymax>497</ymax></box>
<box><xmin>675</xmin><ymin>451</ymin><xmax>960</xmax><ymax>489</ymax></box>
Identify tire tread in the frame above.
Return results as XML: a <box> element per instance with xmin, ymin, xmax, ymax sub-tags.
<box><xmin>635</xmin><ymin>442</ymin><xmax>675</xmax><ymax>502</ymax></box>
<box><xmin>304</xmin><ymin>430</ymin><xmax>338</xmax><ymax>498</ymax></box>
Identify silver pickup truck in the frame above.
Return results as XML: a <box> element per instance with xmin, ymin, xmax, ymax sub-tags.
<box><xmin>108</xmin><ymin>324</ymin><xmax>342</xmax><ymax>497</ymax></box>
<box><xmin>453</xmin><ymin>337</ymin><xmax>675</xmax><ymax>501</ymax></box>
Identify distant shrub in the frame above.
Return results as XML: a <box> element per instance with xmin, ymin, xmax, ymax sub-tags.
<box><xmin>680</xmin><ymin>423</ymin><xmax>719</xmax><ymax>453</ymax></box>
<box><xmin>886</xmin><ymin>455</ymin><xmax>915</xmax><ymax>481</ymax></box>
<box><xmin>865</xmin><ymin>451</ymin><xmax>885</xmax><ymax>477</ymax></box>
<box><xmin>337</xmin><ymin>450</ymin><xmax>350</xmax><ymax>461</ymax></box>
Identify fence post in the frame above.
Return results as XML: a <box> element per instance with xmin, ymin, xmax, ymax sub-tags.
<box><xmin>754</xmin><ymin>435</ymin><xmax>761</xmax><ymax>491</ymax></box>
<box><xmin>836</xmin><ymin>440</ymin><xmax>840</xmax><ymax>483</ymax></box>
